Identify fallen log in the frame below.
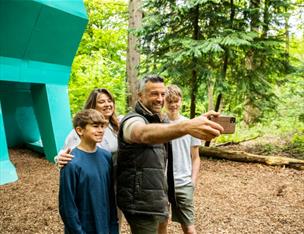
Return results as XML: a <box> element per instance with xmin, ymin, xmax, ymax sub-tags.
<box><xmin>199</xmin><ymin>147</ymin><xmax>304</xmax><ymax>170</ymax></box>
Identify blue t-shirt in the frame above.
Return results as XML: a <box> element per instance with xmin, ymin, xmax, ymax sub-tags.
<box><xmin>59</xmin><ymin>147</ymin><xmax>118</xmax><ymax>234</ymax></box>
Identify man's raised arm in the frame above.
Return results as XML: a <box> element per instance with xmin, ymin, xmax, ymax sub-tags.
<box><xmin>129</xmin><ymin>113</ymin><xmax>224</xmax><ymax>144</ymax></box>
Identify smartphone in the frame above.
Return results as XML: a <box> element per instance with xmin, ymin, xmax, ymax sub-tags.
<box><xmin>209</xmin><ymin>116</ymin><xmax>236</xmax><ymax>134</ymax></box>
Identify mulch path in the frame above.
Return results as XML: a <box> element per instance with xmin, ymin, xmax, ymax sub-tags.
<box><xmin>1</xmin><ymin>148</ymin><xmax>304</xmax><ymax>234</ymax></box>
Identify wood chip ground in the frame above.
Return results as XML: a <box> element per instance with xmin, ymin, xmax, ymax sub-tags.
<box><xmin>1</xmin><ymin>148</ymin><xmax>303</xmax><ymax>234</ymax></box>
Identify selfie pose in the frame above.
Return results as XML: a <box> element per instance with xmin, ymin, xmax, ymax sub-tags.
<box><xmin>117</xmin><ymin>75</ymin><xmax>223</xmax><ymax>234</ymax></box>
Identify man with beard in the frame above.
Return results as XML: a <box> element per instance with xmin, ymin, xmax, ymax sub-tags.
<box><xmin>117</xmin><ymin>75</ymin><xmax>223</xmax><ymax>234</ymax></box>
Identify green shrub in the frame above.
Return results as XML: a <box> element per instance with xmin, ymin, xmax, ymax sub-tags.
<box><xmin>283</xmin><ymin>131</ymin><xmax>304</xmax><ymax>159</ymax></box>
<box><xmin>257</xmin><ymin>143</ymin><xmax>282</xmax><ymax>155</ymax></box>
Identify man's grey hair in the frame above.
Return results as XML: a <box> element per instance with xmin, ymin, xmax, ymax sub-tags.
<box><xmin>137</xmin><ymin>74</ymin><xmax>164</xmax><ymax>93</ymax></box>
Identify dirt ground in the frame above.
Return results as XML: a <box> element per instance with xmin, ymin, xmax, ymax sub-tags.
<box><xmin>1</xmin><ymin>148</ymin><xmax>304</xmax><ymax>234</ymax></box>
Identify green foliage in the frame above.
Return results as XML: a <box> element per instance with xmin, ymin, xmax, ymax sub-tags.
<box><xmin>257</xmin><ymin>143</ymin><xmax>282</xmax><ymax>155</ymax></box>
<box><xmin>214</xmin><ymin>73</ymin><xmax>304</xmax><ymax>158</ymax></box>
<box><xmin>137</xmin><ymin>0</ymin><xmax>294</xmax><ymax>121</ymax></box>
<box><xmin>69</xmin><ymin>0</ymin><xmax>128</xmax><ymax>116</ymax></box>
<box><xmin>284</xmin><ymin>131</ymin><xmax>304</xmax><ymax>159</ymax></box>
<box><xmin>66</xmin><ymin>1</ymin><xmax>304</xmax><ymax>161</ymax></box>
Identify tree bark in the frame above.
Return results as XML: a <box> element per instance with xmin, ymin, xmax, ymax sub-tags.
<box><xmin>200</xmin><ymin>147</ymin><xmax>304</xmax><ymax>170</ymax></box>
<box><xmin>207</xmin><ymin>83</ymin><xmax>214</xmax><ymax>111</ymax></box>
<box><xmin>243</xmin><ymin>0</ymin><xmax>261</xmax><ymax>124</ymax></box>
<box><xmin>190</xmin><ymin>5</ymin><xmax>200</xmax><ymax>119</ymax></box>
<box><xmin>212</xmin><ymin>0</ymin><xmax>233</xmax><ymax>114</ymax></box>
<box><xmin>126</xmin><ymin>0</ymin><xmax>142</xmax><ymax>111</ymax></box>
<box><xmin>284</xmin><ymin>5</ymin><xmax>290</xmax><ymax>63</ymax></box>
<box><xmin>190</xmin><ymin>69</ymin><xmax>198</xmax><ymax>118</ymax></box>
<box><xmin>262</xmin><ymin>0</ymin><xmax>270</xmax><ymax>38</ymax></box>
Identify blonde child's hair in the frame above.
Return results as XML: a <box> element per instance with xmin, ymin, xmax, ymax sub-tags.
<box><xmin>165</xmin><ymin>84</ymin><xmax>182</xmax><ymax>102</ymax></box>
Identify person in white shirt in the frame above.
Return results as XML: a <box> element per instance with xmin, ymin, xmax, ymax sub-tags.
<box><xmin>158</xmin><ymin>85</ymin><xmax>201</xmax><ymax>234</ymax></box>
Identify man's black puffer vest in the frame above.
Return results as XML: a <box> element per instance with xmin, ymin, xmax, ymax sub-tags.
<box><xmin>117</xmin><ymin>102</ymin><xmax>174</xmax><ymax>217</ymax></box>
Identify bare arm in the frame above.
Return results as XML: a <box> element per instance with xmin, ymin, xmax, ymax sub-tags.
<box><xmin>191</xmin><ymin>146</ymin><xmax>201</xmax><ymax>187</ymax></box>
<box><xmin>129</xmin><ymin>111</ymin><xmax>224</xmax><ymax>144</ymax></box>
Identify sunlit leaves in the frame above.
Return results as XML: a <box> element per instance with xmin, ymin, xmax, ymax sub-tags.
<box><xmin>69</xmin><ymin>0</ymin><xmax>127</xmax><ymax>115</ymax></box>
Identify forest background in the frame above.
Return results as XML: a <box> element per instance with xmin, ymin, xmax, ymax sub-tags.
<box><xmin>68</xmin><ymin>0</ymin><xmax>304</xmax><ymax>159</ymax></box>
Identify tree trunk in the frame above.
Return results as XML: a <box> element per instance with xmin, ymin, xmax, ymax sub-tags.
<box><xmin>126</xmin><ymin>0</ymin><xmax>142</xmax><ymax>111</ymax></box>
<box><xmin>207</xmin><ymin>83</ymin><xmax>214</xmax><ymax>111</ymax></box>
<box><xmin>200</xmin><ymin>147</ymin><xmax>304</xmax><ymax>170</ymax></box>
<box><xmin>284</xmin><ymin>5</ymin><xmax>290</xmax><ymax>63</ymax></box>
<box><xmin>262</xmin><ymin>0</ymin><xmax>270</xmax><ymax>38</ymax></box>
<box><xmin>204</xmin><ymin>94</ymin><xmax>222</xmax><ymax>147</ymax></box>
<box><xmin>190</xmin><ymin>69</ymin><xmax>198</xmax><ymax>118</ymax></box>
<box><xmin>243</xmin><ymin>103</ymin><xmax>261</xmax><ymax>125</ymax></box>
<box><xmin>214</xmin><ymin>0</ymin><xmax>233</xmax><ymax>113</ymax></box>
<box><xmin>249</xmin><ymin>0</ymin><xmax>261</xmax><ymax>32</ymax></box>
<box><xmin>243</xmin><ymin>0</ymin><xmax>261</xmax><ymax>124</ymax></box>
<box><xmin>190</xmin><ymin>5</ymin><xmax>200</xmax><ymax>119</ymax></box>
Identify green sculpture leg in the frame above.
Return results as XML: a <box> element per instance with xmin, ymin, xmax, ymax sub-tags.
<box><xmin>0</xmin><ymin>100</ymin><xmax>18</xmax><ymax>185</ymax></box>
<box><xmin>31</xmin><ymin>84</ymin><xmax>72</xmax><ymax>162</ymax></box>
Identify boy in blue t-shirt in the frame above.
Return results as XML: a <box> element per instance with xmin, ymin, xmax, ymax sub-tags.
<box><xmin>59</xmin><ymin>109</ymin><xmax>118</xmax><ymax>234</ymax></box>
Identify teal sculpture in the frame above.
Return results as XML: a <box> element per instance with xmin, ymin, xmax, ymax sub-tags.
<box><xmin>0</xmin><ymin>0</ymin><xmax>88</xmax><ymax>185</ymax></box>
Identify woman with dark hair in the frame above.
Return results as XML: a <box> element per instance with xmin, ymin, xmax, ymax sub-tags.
<box><xmin>83</xmin><ymin>88</ymin><xmax>119</xmax><ymax>133</ymax></box>
<box><xmin>55</xmin><ymin>88</ymin><xmax>119</xmax><ymax>162</ymax></box>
